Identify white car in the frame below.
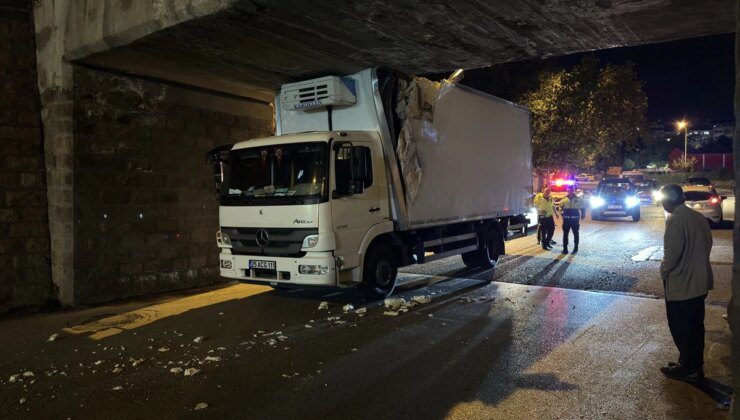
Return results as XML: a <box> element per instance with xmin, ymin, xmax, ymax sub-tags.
<box><xmin>682</xmin><ymin>185</ymin><xmax>724</xmax><ymax>225</ymax></box>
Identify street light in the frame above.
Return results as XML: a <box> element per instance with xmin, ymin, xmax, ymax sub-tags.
<box><xmin>677</xmin><ymin>120</ymin><xmax>688</xmax><ymax>164</ymax></box>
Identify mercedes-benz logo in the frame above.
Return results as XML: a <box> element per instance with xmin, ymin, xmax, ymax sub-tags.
<box><xmin>255</xmin><ymin>229</ymin><xmax>269</xmax><ymax>247</ymax></box>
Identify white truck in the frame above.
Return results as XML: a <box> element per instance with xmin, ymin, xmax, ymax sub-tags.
<box><xmin>207</xmin><ymin>67</ymin><xmax>533</xmax><ymax>298</ymax></box>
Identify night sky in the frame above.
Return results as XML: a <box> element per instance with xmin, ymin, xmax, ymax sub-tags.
<box><xmin>554</xmin><ymin>33</ymin><xmax>735</xmax><ymax>123</ymax></box>
<box><xmin>454</xmin><ymin>33</ymin><xmax>735</xmax><ymax>124</ymax></box>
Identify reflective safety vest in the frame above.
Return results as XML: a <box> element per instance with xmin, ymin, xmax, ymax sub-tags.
<box><xmin>560</xmin><ymin>195</ymin><xmax>584</xmax><ymax>220</ymax></box>
<box><xmin>534</xmin><ymin>193</ymin><xmax>555</xmax><ymax>218</ymax></box>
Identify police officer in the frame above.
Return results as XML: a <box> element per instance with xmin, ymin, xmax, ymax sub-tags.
<box><xmin>534</xmin><ymin>187</ymin><xmax>557</xmax><ymax>250</ymax></box>
<box><xmin>559</xmin><ymin>185</ymin><xmax>585</xmax><ymax>254</ymax></box>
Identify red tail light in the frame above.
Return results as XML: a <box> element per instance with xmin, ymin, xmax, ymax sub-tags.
<box><xmin>710</xmin><ymin>197</ymin><xmax>720</xmax><ymax>205</ymax></box>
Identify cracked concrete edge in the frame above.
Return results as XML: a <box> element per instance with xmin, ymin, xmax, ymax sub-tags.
<box><xmin>58</xmin><ymin>0</ymin><xmax>237</xmax><ymax>62</ymax></box>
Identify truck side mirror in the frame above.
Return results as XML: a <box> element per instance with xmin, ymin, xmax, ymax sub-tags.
<box><xmin>205</xmin><ymin>144</ymin><xmax>233</xmax><ymax>200</ymax></box>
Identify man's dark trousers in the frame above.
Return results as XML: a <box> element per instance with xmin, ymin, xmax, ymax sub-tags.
<box><xmin>665</xmin><ymin>294</ymin><xmax>706</xmax><ymax>373</ymax></box>
<box><xmin>562</xmin><ymin>218</ymin><xmax>579</xmax><ymax>248</ymax></box>
<box><xmin>539</xmin><ymin>216</ymin><xmax>554</xmax><ymax>247</ymax></box>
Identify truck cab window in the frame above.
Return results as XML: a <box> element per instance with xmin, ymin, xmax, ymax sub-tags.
<box><xmin>335</xmin><ymin>145</ymin><xmax>372</xmax><ymax>196</ymax></box>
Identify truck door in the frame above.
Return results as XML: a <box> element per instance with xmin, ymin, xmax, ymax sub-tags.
<box><xmin>331</xmin><ymin>141</ymin><xmax>383</xmax><ymax>266</ymax></box>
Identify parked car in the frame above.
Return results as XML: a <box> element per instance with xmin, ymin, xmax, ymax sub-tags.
<box><xmin>682</xmin><ymin>185</ymin><xmax>724</xmax><ymax>225</ymax></box>
<box><xmin>590</xmin><ymin>179</ymin><xmax>641</xmax><ymax>222</ymax></box>
<box><xmin>575</xmin><ymin>173</ymin><xmax>595</xmax><ymax>183</ymax></box>
<box><xmin>684</xmin><ymin>176</ymin><xmax>712</xmax><ymax>186</ymax></box>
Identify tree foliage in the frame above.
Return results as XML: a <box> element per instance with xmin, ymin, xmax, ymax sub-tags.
<box><xmin>520</xmin><ymin>57</ymin><xmax>648</xmax><ymax>170</ymax></box>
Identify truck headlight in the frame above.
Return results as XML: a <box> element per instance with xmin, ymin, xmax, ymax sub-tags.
<box><xmin>302</xmin><ymin>234</ymin><xmax>319</xmax><ymax>249</ymax></box>
<box><xmin>590</xmin><ymin>197</ymin><xmax>605</xmax><ymax>208</ymax></box>
<box><xmin>298</xmin><ymin>264</ymin><xmax>328</xmax><ymax>275</ymax></box>
<box><xmin>626</xmin><ymin>196</ymin><xmax>640</xmax><ymax>208</ymax></box>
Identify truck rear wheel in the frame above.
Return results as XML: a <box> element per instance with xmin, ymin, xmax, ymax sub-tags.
<box><xmin>462</xmin><ymin>227</ymin><xmax>503</xmax><ymax>272</ymax></box>
<box><xmin>362</xmin><ymin>244</ymin><xmax>398</xmax><ymax>299</ymax></box>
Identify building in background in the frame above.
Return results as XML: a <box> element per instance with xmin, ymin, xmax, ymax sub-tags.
<box><xmin>668</xmin><ymin>136</ymin><xmax>734</xmax><ymax>171</ymax></box>
<box><xmin>712</xmin><ymin>121</ymin><xmax>735</xmax><ymax>139</ymax></box>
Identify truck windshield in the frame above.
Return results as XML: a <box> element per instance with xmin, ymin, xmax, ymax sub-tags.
<box><xmin>220</xmin><ymin>142</ymin><xmax>328</xmax><ymax>205</ymax></box>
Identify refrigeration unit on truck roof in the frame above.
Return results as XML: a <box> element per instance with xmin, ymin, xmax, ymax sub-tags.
<box><xmin>280</xmin><ymin>76</ymin><xmax>357</xmax><ymax>111</ymax></box>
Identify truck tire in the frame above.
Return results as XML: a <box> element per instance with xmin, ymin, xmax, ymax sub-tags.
<box><xmin>362</xmin><ymin>244</ymin><xmax>398</xmax><ymax>299</ymax></box>
<box><xmin>462</xmin><ymin>227</ymin><xmax>503</xmax><ymax>272</ymax></box>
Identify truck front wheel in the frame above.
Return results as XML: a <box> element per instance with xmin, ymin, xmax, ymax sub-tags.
<box><xmin>362</xmin><ymin>244</ymin><xmax>398</xmax><ymax>299</ymax></box>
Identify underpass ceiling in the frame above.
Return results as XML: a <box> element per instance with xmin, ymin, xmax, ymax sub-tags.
<box><xmin>75</xmin><ymin>0</ymin><xmax>735</xmax><ymax>102</ymax></box>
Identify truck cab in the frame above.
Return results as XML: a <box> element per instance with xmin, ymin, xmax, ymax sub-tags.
<box><xmin>215</xmin><ymin>130</ymin><xmax>389</xmax><ymax>288</ymax></box>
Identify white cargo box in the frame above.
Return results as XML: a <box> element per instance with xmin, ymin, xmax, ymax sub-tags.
<box><xmin>401</xmin><ymin>83</ymin><xmax>532</xmax><ymax>228</ymax></box>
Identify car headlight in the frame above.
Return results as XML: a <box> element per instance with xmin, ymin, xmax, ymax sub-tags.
<box><xmin>626</xmin><ymin>196</ymin><xmax>640</xmax><ymax>208</ymax></box>
<box><xmin>298</xmin><ymin>264</ymin><xmax>328</xmax><ymax>275</ymax></box>
<box><xmin>590</xmin><ymin>197</ymin><xmax>605</xmax><ymax>208</ymax></box>
<box><xmin>652</xmin><ymin>190</ymin><xmax>664</xmax><ymax>201</ymax></box>
<box><xmin>216</xmin><ymin>230</ymin><xmax>232</xmax><ymax>247</ymax></box>
<box><xmin>302</xmin><ymin>234</ymin><xmax>319</xmax><ymax>249</ymax></box>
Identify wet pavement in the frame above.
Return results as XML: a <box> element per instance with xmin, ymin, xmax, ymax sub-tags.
<box><xmin>0</xmin><ymin>204</ymin><xmax>732</xmax><ymax>419</ymax></box>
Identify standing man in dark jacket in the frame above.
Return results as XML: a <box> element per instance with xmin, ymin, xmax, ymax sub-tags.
<box><xmin>658</xmin><ymin>184</ymin><xmax>713</xmax><ymax>381</ymax></box>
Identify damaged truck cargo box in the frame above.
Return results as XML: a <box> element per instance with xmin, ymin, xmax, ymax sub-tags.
<box><xmin>392</xmin><ymin>75</ymin><xmax>533</xmax><ymax>228</ymax></box>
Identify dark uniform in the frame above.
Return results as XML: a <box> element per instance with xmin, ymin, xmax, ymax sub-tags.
<box><xmin>559</xmin><ymin>193</ymin><xmax>585</xmax><ymax>254</ymax></box>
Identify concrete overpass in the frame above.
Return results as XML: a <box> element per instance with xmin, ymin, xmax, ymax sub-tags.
<box><xmin>1</xmin><ymin>0</ymin><xmax>736</xmax><ymax>313</ymax></box>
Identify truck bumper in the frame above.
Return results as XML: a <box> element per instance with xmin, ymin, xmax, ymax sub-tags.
<box><xmin>218</xmin><ymin>251</ymin><xmax>337</xmax><ymax>286</ymax></box>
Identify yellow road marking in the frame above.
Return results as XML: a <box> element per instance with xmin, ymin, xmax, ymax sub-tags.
<box><xmin>63</xmin><ymin>284</ymin><xmax>270</xmax><ymax>340</ymax></box>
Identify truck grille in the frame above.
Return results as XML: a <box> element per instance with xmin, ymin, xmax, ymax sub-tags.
<box><xmin>221</xmin><ymin>227</ymin><xmax>318</xmax><ymax>258</ymax></box>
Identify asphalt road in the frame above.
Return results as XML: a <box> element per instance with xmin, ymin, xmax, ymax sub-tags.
<box><xmin>402</xmin><ymin>203</ymin><xmax>733</xmax><ymax>303</ymax></box>
<box><xmin>0</xmin><ymin>203</ymin><xmax>732</xmax><ymax>419</ymax></box>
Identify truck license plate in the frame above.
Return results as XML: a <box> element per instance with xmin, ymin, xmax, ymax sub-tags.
<box><xmin>249</xmin><ymin>260</ymin><xmax>276</xmax><ymax>270</ymax></box>
<box><xmin>607</xmin><ymin>205</ymin><xmax>621</xmax><ymax>209</ymax></box>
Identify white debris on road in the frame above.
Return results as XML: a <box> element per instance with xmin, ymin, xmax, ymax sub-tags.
<box><xmin>94</xmin><ymin>360</ymin><xmax>104</xmax><ymax>366</ymax></box>
<box><xmin>22</xmin><ymin>371</ymin><xmax>34</xmax><ymax>377</ymax></box>
<box><xmin>158</xmin><ymin>347</ymin><xmax>170</xmax><ymax>352</ymax></box>
<box><xmin>170</xmin><ymin>367</ymin><xmax>183</xmax><ymax>374</ymax></box>
<box><xmin>327</xmin><ymin>316</ymin><xmax>341</xmax><ymax>321</ymax></box>
<box><xmin>47</xmin><ymin>333</ymin><xmax>59</xmax><ymax>342</ymax></box>
<box><xmin>342</xmin><ymin>304</ymin><xmax>354</xmax><ymax>312</ymax></box>
<box><xmin>383</xmin><ymin>311</ymin><xmax>399</xmax><ymax>316</ymax></box>
<box><xmin>193</xmin><ymin>336</ymin><xmax>205</xmax><ymax>344</ymax></box>
<box><xmin>631</xmin><ymin>245</ymin><xmax>663</xmax><ymax>262</ymax></box>
<box><xmin>195</xmin><ymin>402</ymin><xmax>209</xmax><ymax>410</ymax></box>
<box><xmin>318</xmin><ymin>301</ymin><xmax>330</xmax><ymax>310</ymax></box>
<box><xmin>130</xmin><ymin>358</ymin><xmax>144</xmax><ymax>367</ymax></box>
<box><xmin>304</xmin><ymin>324</ymin><xmax>313</xmax><ymax>329</ymax></box>
<box><xmin>411</xmin><ymin>295</ymin><xmax>431</xmax><ymax>305</ymax></box>
<box><xmin>204</xmin><ymin>356</ymin><xmax>221</xmax><ymax>362</ymax></box>
<box><xmin>184</xmin><ymin>368</ymin><xmax>200</xmax><ymax>377</ymax></box>
<box><xmin>9</xmin><ymin>374</ymin><xmax>18</xmax><ymax>383</ymax></box>
<box><xmin>112</xmin><ymin>386</ymin><xmax>123</xmax><ymax>391</ymax></box>
<box><xmin>19</xmin><ymin>397</ymin><xmax>26</xmax><ymax>404</ymax></box>
<box><xmin>355</xmin><ymin>307</ymin><xmax>367</xmax><ymax>315</ymax></box>
<box><xmin>384</xmin><ymin>298</ymin><xmax>407</xmax><ymax>309</ymax></box>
